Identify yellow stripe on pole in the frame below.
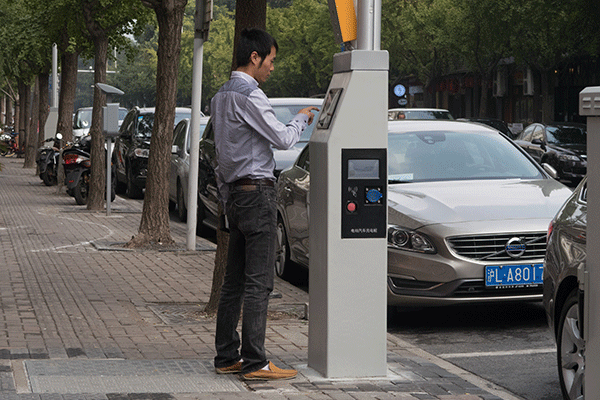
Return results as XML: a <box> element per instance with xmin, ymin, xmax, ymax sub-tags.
<box><xmin>334</xmin><ymin>0</ymin><xmax>357</xmax><ymax>43</ymax></box>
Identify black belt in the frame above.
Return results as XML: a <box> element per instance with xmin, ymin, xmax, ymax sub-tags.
<box><xmin>232</xmin><ymin>178</ymin><xmax>275</xmax><ymax>187</ymax></box>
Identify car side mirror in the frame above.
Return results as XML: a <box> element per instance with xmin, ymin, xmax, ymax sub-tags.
<box><xmin>542</xmin><ymin>163</ymin><xmax>558</xmax><ymax>179</ymax></box>
<box><xmin>532</xmin><ymin>138</ymin><xmax>547</xmax><ymax>150</ymax></box>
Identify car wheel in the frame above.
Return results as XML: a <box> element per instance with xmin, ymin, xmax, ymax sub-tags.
<box><xmin>177</xmin><ymin>182</ymin><xmax>187</xmax><ymax>222</ymax></box>
<box><xmin>275</xmin><ymin>216</ymin><xmax>291</xmax><ymax>279</ymax></box>
<box><xmin>557</xmin><ymin>289</ymin><xmax>584</xmax><ymax>400</ymax></box>
<box><xmin>126</xmin><ymin>167</ymin><xmax>143</xmax><ymax>199</ymax></box>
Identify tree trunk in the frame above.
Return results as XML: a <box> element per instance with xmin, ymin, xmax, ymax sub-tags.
<box><xmin>87</xmin><ymin>35</ymin><xmax>108</xmax><ymax>211</ymax></box>
<box><xmin>540</xmin><ymin>69</ymin><xmax>553</xmax><ymax>123</ymax></box>
<box><xmin>38</xmin><ymin>72</ymin><xmax>50</xmax><ymax>146</ymax></box>
<box><xmin>205</xmin><ymin>0</ymin><xmax>267</xmax><ymax>315</ymax></box>
<box><xmin>56</xmin><ymin>47</ymin><xmax>79</xmax><ymax>143</ymax></box>
<box><xmin>478</xmin><ymin>75</ymin><xmax>489</xmax><ymax>118</ymax></box>
<box><xmin>6</xmin><ymin>96</ymin><xmax>14</xmax><ymax>128</ymax></box>
<box><xmin>127</xmin><ymin>0</ymin><xmax>187</xmax><ymax>248</ymax></box>
<box><xmin>230</xmin><ymin>0</ymin><xmax>267</xmax><ymax>71</ymax></box>
<box><xmin>24</xmin><ymin>77</ymin><xmax>39</xmax><ymax>168</ymax></box>
<box><xmin>18</xmin><ymin>80</ymin><xmax>30</xmax><ymax>164</ymax></box>
<box><xmin>204</xmin><ymin>203</ymin><xmax>228</xmax><ymax>314</ymax></box>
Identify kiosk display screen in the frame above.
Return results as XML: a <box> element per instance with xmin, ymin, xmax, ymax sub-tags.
<box><xmin>348</xmin><ymin>159</ymin><xmax>379</xmax><ymax>179</ymax></box>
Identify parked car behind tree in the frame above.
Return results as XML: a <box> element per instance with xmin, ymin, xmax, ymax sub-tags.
<box><xmin>169</xmin><ymin>116</ymin><xmax>210</xmax><ymax>224</ymax></box>
<box><xmin>113</xmin><ymin>106</ymin><xmax>192</xmax><ymax>199</ymax></box>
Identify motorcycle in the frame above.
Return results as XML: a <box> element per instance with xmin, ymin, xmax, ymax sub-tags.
<box><xmin>63</xmin><ymin>135</ymin><xmax>116</xmax><ymax>205</ymax></box>
<box><xmin>36</xmin><ymin>133</ymin><xmax>63</xmax><ymax>186</ymax></box>
<box><xmin>1</xmin><ymin>129</ymin><xmax>21</xmax><ymax>157</ymax></box>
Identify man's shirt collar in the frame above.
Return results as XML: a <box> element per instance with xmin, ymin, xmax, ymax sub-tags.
<box><xmin>231</xmin><ymin>70</ymin><xmax>258</xmax><ymax>87</ymax></box>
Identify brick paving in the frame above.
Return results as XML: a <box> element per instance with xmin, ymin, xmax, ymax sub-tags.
<box><xmin>0</xmin><ymin>158</ymin><xmax>520</xmax><ymax>400</ymax></box>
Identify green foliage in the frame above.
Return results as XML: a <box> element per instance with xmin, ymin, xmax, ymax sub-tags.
<box><xmin>264</xmin><ymin>0</ymin><xmax>338</xmax><ymax>97</ymax></box>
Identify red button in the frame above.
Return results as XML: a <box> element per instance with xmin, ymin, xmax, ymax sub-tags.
<box><xmin>347</xmin><ymin>202</ymin><xmax>357</xmax><ymax>212</ymax></box>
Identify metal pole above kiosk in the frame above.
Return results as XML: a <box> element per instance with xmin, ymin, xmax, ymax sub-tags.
<box><xmin>580</xmin><ymin>86</ymin><xmax>600</xmax><ymax>399</ymax></box>
<box><xmin>308</xmin><ymin>0</ymin><xmax>388</xmax><ymax>378</ymax></box>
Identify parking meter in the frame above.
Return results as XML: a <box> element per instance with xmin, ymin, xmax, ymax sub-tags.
<box><xmin>308</xmin><ymin>49</ymin><xmax>388</xmax><ymax>379</ymax></box>
<box><xmin>580</xmin><ymin>86</ymin><xmax>600</xmax><ymax>399</ymax></box>
<box><xmin>96</xmin><ymin>83</ymin><xmax>124</xmax><ymax>215</ymax></box>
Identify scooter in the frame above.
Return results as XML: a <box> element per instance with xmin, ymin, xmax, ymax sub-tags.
<box><xmin>63</xmin><ymin>135</ymin><xmax>115</xmax><ymax>205</ymax></box>
<box><xmin>36</xmin><ymin>133</ymin><xmax>63</xmax><ymax>186</ymax></box>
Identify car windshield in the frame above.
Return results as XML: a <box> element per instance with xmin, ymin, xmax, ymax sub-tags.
<box><xmin>545</xmin><ymin>125</ymin><xmax>586</xmax><ymax>145</ymax></box>
<box><xmin>74</xmin><ymin>110</ymin><xmax>92</xmax><ymax>129</ymax></box>
<box><xmin>273</xmin><ymin>105</ymin><xmax>320</xmax><ymax>142</ymax></box>
<box><xmin>137</xmin><ymin>111</ymin><xmax>192</xmax><ymax>139</ymax></box>
<box><xmin>387</xmin><ymin>130</ymin><xmax>543</xmax><ymax>183</ymax></box>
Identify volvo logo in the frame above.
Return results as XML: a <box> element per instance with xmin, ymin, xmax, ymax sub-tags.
<box><xmin>506</xmin><ymin>237</ymin><xmax>526</xmax><ymax>258</ymax></box>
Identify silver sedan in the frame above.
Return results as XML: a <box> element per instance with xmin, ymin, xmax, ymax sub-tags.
<box><xmin>275</xmin><ymin>120</ymin><xmax>573</xmax><ymax>307</ymax></box>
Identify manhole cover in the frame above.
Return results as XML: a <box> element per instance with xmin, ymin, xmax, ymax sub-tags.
<box><xmin>24</xmin><ymin>359</ymin><xmax>246</xmax><ymax>394</ymax></box>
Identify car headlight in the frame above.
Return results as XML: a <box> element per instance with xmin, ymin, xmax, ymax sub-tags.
<box><xmin>558</xmin><ymin>154</ymin><xmax>579</xmax><ymax>162</ymax></box>
<box><xmin>387</xmin><ymin>225</ymin><xmax>437</xmax><ymax>254</ymax></box>
<box><xmin>133</xmin><ymin>148</ymin><xmax>150</xmax><ymax>158</ymax></box>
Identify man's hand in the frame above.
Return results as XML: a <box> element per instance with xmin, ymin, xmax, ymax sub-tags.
<box><xmin>299</xmin><ymin>106</ymin><xmax>320</xmax><ymax>125</ymax></box>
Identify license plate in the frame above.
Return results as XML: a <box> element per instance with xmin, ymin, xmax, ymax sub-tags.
<box><xmin>485</xmin><ymin>264</ymin><xmax>543</xmax><ymax>288</ymax></box>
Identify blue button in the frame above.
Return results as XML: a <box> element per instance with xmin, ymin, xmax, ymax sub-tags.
<box><xmin>366</xmin><ymin>189</ymin><xmax>383</xmax><ymax>203</ymax></box>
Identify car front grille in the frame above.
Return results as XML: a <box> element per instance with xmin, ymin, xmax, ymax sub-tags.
<box><xmin>446</xmin><ymin>232</ymin><xmax>547</xmax><ymax>262</ymax></box>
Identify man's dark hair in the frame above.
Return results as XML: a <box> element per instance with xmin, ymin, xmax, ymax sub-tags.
<box><xmin>236</xmin><ymin>28</ymin><xmax>278</xmax><ymax>68</ymax></box>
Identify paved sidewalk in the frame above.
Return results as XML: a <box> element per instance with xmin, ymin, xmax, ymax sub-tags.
<box><xmin>0</xmin><ymin>158</ymin><xmax>520</xmax><ymax>400</ymax></box>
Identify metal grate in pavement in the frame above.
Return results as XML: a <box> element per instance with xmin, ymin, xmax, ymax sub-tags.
<box><xmin>24</xmin><ymin>359</ymin><xmax>246</xmax><ymax>394</ymax></box>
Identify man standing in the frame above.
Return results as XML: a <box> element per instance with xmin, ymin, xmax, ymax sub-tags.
<box><xmin>211</xmin><ymin>28</ymin><xmax>318</xmax><ymax>380</ymax></box>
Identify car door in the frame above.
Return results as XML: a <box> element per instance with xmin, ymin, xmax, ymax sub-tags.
<box><xmin>170</xmin><ymin>119</ymin><xmax>188</xmax><ymax>201</ymax></box>
<box><xmin>113</xmin><ymin>110</ymin><xmax>136</xmax><ymax>182</ymax></box>
<box><xmin>280</xmin><ymin>145</ymin><xmax>311</xmax><ymax>267</ymax></box>
<box><xmin>198</xmin><ymin>119</ymin><xmax>220</xmax><ymax>219</ymax></box>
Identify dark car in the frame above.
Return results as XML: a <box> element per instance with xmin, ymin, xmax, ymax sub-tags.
<box><xmin>194</xmin><ymin>98</ymin><xmax>322</xmax><ymax>233</ymax></box>
<box><xmin>169</xmin><ymin>116</ymin><xmax>210</xmax><ymax>223</ymax></box>
<box><xmin>514</xmin><ymin>122</ymin><xmax>587</xmax><ymax>186</ymax></box>
<box><xmin>113</xmin><ymin>107</ymin><xmax>192</xmax><ymax>198</ymax></box>
<box><xmin>459</xmin><ymin>117</ymin><xmax>515</xmax><ymax>139</ymax></box>
<box><xmin>275</xmin><ymin>120</ymin><xmax>572</xmax><ymax>308</ymax></box>
<box><xmin>543</xmin><ymin>176</ymin><xmax>586</xmax><ymax>400</ymax></box>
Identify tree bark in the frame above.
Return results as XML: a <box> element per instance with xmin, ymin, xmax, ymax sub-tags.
<box><xmin>24</xmin><ymin>77</ymin><xmax>39</xmax><ymax>168</ymax></box>
<box><xmin>56</xmin><ymin>46</ymin><xmax>79</xmax><ymax>143</ymax></box>
<box><xmin>127</xmin><ymin>0</ymin><xmax>187</xmax><ymax>248</ymax></box>
<box><xmin>86</xmin><ymin>34</ymin><xmax>109</xmax><ymax>211</ymax></box>
<box><xmin>38</xmin><ymin>72</ymin><xmax>50</xmax><ymax>147</ymax></box>
<box><xmin>18</xmin><ymin>80</ymin><xmax>30</xmax><ymax>164</ymax></box>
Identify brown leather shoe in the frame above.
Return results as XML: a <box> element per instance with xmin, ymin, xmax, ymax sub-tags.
<box><xmin>215</xmin><ymin>360</ymin><xmax>243</xmax><ymax>374</ymax></box>
<box><xmin>242</xmin><ymin>361</ymin><xmax>298</xmax><ymax>381</ymax></box>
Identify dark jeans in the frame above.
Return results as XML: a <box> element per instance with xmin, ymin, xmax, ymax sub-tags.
<box><xmin>214</xmin><ymin>185</ymin><xmax>276</xmax><ymax>374</ymax></box>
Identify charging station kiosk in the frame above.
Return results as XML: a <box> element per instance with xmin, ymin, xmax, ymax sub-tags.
<box><xmin>96</xmin><ymin>83</ymin><xmax>124</xmax><ymax>216</ymax></box>
<box><xmin>308</xmin><ymin>0</ymin><xmax>389</xmax><ymax>378</ymax></box>
<box><xmin>580</xmin><ymin>86</ymin><xmax>600</xmax><ymax>399</ymax></box>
